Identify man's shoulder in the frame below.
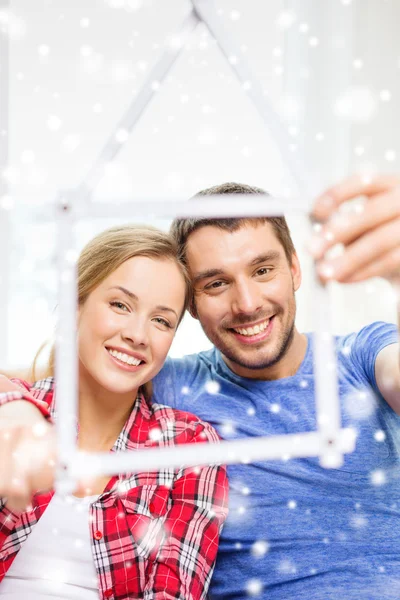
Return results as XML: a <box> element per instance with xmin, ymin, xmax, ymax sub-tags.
<box><xmin>152</xmin><ymin>347</ymin><xmax>221</xmax><ymax>408</ymax></box>
<box><xmin>334</xmin><ymin>321</ymin><xmax>397</xmax><ymax>352</ymax></box>
<box><xmin>160</xmin><ymin>347</ymin><xmax>219</xmax><ymax>377</ymax></box>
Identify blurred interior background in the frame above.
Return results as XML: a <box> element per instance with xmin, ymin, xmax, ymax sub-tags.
<box><xmin>0</xmin><ymin>0</ymin><xmax>399</xmax><ymax>371</ymax></box>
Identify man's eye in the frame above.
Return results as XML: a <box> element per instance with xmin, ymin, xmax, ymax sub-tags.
<box><xmin>256</xmin><ymin>267</ymin><xmax>271</xmax><ymax>276</ymax></box>
<box><xmin>110</xmin><ymin>301</ymin><xmax>129</xmax><ymax>311</ymax></box>
<box><xmin>207</xmin><ymin>281</ymin><xmax>225</xmax><ymax>289</ymax></box>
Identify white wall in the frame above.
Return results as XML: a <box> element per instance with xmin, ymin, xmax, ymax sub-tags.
<box><xmin>1</xmin><ymin>0</ymin><xmax>398</xmax><ymax>369</ymax></box>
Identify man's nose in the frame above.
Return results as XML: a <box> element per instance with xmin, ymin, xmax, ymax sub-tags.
<box><xmin>231</xmin><ymin>280</ymin><xmax>263</xmax><ymax>316</ymax></box>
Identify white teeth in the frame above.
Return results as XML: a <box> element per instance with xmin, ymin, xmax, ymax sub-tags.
<box><xmin>108</xmin><ymin>349</ymin><xmax>141</xmax><ymax>366</ymax></box>
<box><xmin>234</xmin><ymin>319</ymin><xmax>270</xmax><ymax>336</ymax></box>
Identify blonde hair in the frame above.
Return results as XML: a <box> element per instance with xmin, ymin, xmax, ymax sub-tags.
<box><xmin>31</xmin><ymin>224</ymin><xmax>191</xmax><ymax>393</ymax></box>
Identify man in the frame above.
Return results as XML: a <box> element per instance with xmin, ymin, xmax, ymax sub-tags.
<box><xmin>1</xmin><ymin>174</ymin><xmax>400</xmax><ymax>598</ymax></box>
<box><xmin>150</xmin><ymin>175</ymin><xmax>400</xmax><ymax>599</ymax></box>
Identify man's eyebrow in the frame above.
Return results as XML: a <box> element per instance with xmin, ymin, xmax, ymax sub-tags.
<box><xmin>250</xmin><ymin>251</ymin><xmax>281</xmax><ymax>266</ymax></box>
<box><xmin>193</xmin><ymin>252</ymin><xmax>282</xmax><ymax>284</ymax></box>
<box><xmin>192</xmin><ymin>269</ymin><xmax>225</xmax><ymax>284</ymax></box>
<box><xmin>108</xmin><ymin>286</ymin><xmax>178</xmax><ymax>318</ymax></box>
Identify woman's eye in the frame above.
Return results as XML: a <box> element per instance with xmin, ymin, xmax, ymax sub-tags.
<box><xmin>110</xmin><ymin>301</ymin><xmax>129</xmax><ymax>311</ymax></box>
<box><xmin>153</xmin><ymin>317</ymin><xmax>172</xmax><ymax>329</ymax></box>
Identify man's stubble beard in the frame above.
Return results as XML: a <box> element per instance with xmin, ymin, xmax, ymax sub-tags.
<box><xmin>199</xmin><ymin>295</ymin><xmax>297</xmax><ymax>372</ymax></box>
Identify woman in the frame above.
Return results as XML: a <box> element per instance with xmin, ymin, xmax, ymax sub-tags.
<box><xmin>0</xmin><ymin>224</ymin><xmax>228</xmax><ymax>599</ymax></box>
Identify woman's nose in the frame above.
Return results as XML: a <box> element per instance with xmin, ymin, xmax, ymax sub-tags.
<box><xmin>122</xmin><ymin>317</ymin><xmax>149</xmax><ymax>346</ymax></box>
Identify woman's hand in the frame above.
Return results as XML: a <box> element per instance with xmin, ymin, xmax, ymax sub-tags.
<box><xmin>0</xmin><ymin>401</ymin><xmax>56</xmax><ymax>511</ymax></box>
<box><xmin>309</xmin><ymin>174</ymin><xmax>400</xmax><ymax>285</ymax></box>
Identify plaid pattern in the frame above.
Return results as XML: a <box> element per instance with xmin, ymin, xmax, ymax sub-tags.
<box><xmin>0</xmin><ymin>378</ymin><xmax>228</xmax><ymax>599</ymax></box>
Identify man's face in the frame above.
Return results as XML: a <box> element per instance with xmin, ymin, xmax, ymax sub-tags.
<box><xmin>186</xmin><ymin>222</ymin><xmax>302</xmax><ymax>378</ymax></box>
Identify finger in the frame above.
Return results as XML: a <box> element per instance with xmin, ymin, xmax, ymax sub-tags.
<box><xmin>316</xmin><ymin>218</ymin><xmax>400</xmax><ymax>283</ymax></box>
<box><xmin>73</xmin><ymin>477</ymin><xmax>97</xmax><ymax>497</ymax></box>
<box><xmin>5</xmin><ymin>478</ymin><xmax>31</xmax><ymax>513</ymax></box>
<box><xmin>5</xmin><ymin>429</ymin><xmax>36</xmax><ymax>510</ymax></box>
<box><xmin>313</xmin><ymin>173</ymin><xmax>400</xmax><ymax>222</ymax></box>
<box><xmin>345</xmin><ymin>246</ymin><xmax>400</xmax><ymax>284</ymax></box>
<box><xmin>308</xmin><ymin>189</ymin><xmax>400</xmax><ymax>259</ymax></box>
<box><xmin>0</xmin><ymin>427</ymin><xmax>23</xmax><ymax>497</ymax></box>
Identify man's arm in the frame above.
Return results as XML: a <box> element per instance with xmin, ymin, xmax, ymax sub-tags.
<box><xmin>311</xmin><ymin>174</ymin><xmax>400</xmax><ymax>411</ymax></box>
<box><xmin>375</xmin><ymin>343</ymin><xmax>400</xmax><ymax>413</ymax></box>
<box><xmin>376</xmin><ymin>293</ymin><xmax>400</xmax><ymax>412</ymax></box>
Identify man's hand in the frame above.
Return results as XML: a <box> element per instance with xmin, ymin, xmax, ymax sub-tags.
<box><xmin>309</xmin><ymin>174</ymin><xmax>400</xmax><ymax>285</ymax></box>
<box><xmin>0</xmin><ymin>402</ymin><xmax>56</xmax><ymax>511</ymax></box>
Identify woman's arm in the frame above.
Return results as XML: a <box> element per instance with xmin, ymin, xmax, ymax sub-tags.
<box><xmin>144</xmin><ymin>421</ymin><xmax>229</xmax><ymax>600</ymax></box>
<box><xmin>0</xmin><ymin>376</ymin><xmax>55</xmax><ymax>510</ymax></box>
<box><xmin>0</xmin><ymin>375</ymin><xmax>52</xmax><ymax>421</ymax></box>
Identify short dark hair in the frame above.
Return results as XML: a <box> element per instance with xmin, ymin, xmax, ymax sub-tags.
<box><xmin>170</xmin><ymin>182</ymin><xmax>296</xmax><ymax>266</ymax></box>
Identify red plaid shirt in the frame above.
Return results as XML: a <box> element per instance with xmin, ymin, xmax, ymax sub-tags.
<box><xmin>0</xmin><ymin>378</ymin><xmax>228</xmax><ymax>599</ymax></box>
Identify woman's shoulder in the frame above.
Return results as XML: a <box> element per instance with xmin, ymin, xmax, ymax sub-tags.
<box><xmin>150</xmin><ymin>401</ymin><xmax>220</xmax><ymax>444</ymax></box>
<box><xmin>12</xmin><ymin>376</ymin><xmax>55</xmax><ymax>406</ymax></box>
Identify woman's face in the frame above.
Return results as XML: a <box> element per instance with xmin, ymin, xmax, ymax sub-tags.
<box><xmin>77</xmin><ymin>256</ymin><xmax>186</xmax><ymax>399</ymax></box>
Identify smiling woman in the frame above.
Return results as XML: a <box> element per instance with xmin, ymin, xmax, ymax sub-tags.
<box><xmin>0</xmin><ymin>224</ymin><xmax>228</xmax><ymax>600</ymax></box>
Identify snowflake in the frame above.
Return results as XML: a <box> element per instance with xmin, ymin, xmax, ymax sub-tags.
<box><xmin>47</xmin><ymin>115</ymin><xmax>62</xmax><ymax>131</ymax></box>
<box><xmin>205</xmin><ymin>380</ymin><xmax>220</xmax><ymax>394</ymax></box>
<box><xmin>384</xmin><ymin>150</ymin><xmax>396</xmax><ymax>162</ymax></box>
<box><xmin>380</xmin><ymin>89</ymin><xmax>391</xmax><ymax>102</ymax></box>
<box><xmin>246</xmin><ymin>579</ymin><xmax>263</xmax><ymax>596</ymax></box>
<box><xmin>251</xmin><ymin>540</ymin><xmax>270</xmax><ymax>557</ymax></box>
<box><xmin>350</xmin><ymin>513</ymin><xmax>367</xmax><ymax>529</ymax></box>
<box><xmin>38</xmin><ymin>44</ymin><xmax>50</xmax><ymax>57</ymax></box>
<box><xmin>63</xmin><ymin>134</ymin><xmax>81</xmax><ymax>153</ymax></box>
<box><xmin>115</xmin><ymin>129</ymin><xmax>130</xmax><ymax>144</ymax></box>
<box><xmin>278</xmin><ymin>559</ymin><xmax>296</xmax><ymax>574</ymax></box>
<box><xmin>276</xmin><ymin>10</ymin><xmax>296</xmax><ymax>30</ymax></box>
<box><xmin>334</xmin><ymin>86</ymin><xmax>377</xmax><ymax>122</ymax></box>
<box><xmin>374</xmin><ymin>430</ymin><xmax>386</xmax><ymax>442</ymax></box>
<box><xmin>370</xmin><ymin>469</ymin><xmax>386</xmax><ymax>486</ymax></box>
<box><xmin>220</xmin><ymin>421</ymin><xmax>236</xmax><ymax>436</ymax></box>
<box><xmin>344</xmin><ymin>389</ymin><xmax>376</xmax><ymax>419</ymax></box>
<box><xmin>149</xmin><ymin>427</ymin><xmax>162</xmax><ymax>442</ymax></box>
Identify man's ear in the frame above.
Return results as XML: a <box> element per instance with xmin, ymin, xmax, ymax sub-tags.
<box><xmin>290</xmin><ymin>252</ymin><xmax>302</xmax><ymax>292</ymax></box>
<box><xmin>189</xmin><ymin>298</ymin><xmax>198</xmax><ymax>320</ymax></box>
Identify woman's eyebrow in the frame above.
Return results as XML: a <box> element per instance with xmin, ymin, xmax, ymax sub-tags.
<box><xmin>108</xmin><ymin>286</ymin><xmax>178</xmax><ymax>318</ymax></box>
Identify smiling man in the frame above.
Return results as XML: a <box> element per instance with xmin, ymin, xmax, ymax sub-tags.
<box><xmin>151</xmin><ymin>177</ymin><xmax>400</xmax><ymax>599</ymax></box>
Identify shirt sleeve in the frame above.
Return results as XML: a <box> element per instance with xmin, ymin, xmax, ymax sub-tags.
<box><xmin>143</xmin><ymin>421</ymin><xmax>229</xmax><ymax>600</ymax></box>
<box><xmin>0</xmin><ymin>377</ymin><xmax>52</xmax><ymax>421</ymax></box>
<box><xmin>343</xmin><ymin>321</ymin><xmax>398</xmax><ymax>394</ymax></box>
